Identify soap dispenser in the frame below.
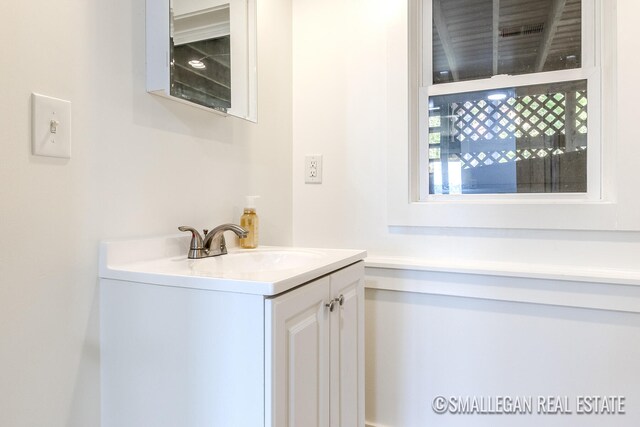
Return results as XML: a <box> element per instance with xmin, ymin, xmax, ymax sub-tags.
<box><xmin>240</xmin><ymin>196</ymin><xmax>259</xmax><ymax>249</ymax></box>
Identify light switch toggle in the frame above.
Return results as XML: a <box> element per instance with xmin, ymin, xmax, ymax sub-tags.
<box><xmin>32</xmin><ymin>93</ymin><xmax>71</xmax><ymax>158</ymax></box>
<box><xmin>50</xmin><ymin>119</ymin><xmax>60</xmax><ymax>134</ymax></box>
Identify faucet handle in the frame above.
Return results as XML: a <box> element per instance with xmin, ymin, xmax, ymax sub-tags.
<box><xmin>202</xmin><ymin>228</ymin><xmax>227</xmax><ymax>253</ymax></box>
<box><xmin>178</xmin><ymin>226</ymin><xmax>205</xmax><ymax>259</ymax></box>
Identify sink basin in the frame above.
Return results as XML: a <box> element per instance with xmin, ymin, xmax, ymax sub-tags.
<box><xmin>187</xmin><ymin>249</ymin><xmax>325</xmax><ymax>275</ymax></box>
<box><xmin>99</xmin><ymin>235</ymin><xmax>366</xmax><ymax>295</ymax></box>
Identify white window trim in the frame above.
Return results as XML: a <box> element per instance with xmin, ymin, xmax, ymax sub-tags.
<box><xmin>387</xmin><ymin>0</ymin><xmax>627</xmax><ymax>230</ymax></box>
<box><xmin>421</xmin><ymin>0</ymin><xmax>599</xmax><ymax>201</ymax></box>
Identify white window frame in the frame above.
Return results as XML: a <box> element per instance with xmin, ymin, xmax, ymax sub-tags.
<box><xmin>387</xmin><ymin>0</ymin><xmax>623</xmax><ymax>230</ymax></box>
<box><xmin>420</xmin><ymin>0</ymin><xmax>599</xmax><ymax>201</ymax></box>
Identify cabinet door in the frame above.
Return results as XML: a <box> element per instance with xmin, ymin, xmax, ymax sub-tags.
<box><xmin>267</xmin><ymin>276</ymin><xmax>331</xmax><ymax>427</ymax></box>
<box><xmin>330</xmin><ymin>262</ymin><xmax>365</xmax><ymax>427</ymax></box>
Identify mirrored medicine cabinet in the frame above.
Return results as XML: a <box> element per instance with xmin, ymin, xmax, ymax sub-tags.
<box><xmin>146</xmin><ymin>0</ymin><xmax>257</xmax><ymax>122</ymax></box>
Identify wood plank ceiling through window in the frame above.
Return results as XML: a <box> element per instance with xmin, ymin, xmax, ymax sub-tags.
<box><xmin>432</xmin><ymin>0</ymin><xmax>582</xmax><ymax>83</ymax></box>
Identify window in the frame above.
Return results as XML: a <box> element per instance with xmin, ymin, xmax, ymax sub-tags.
<box><xmin>387</xmin><ymin>0</ymin><xmax>622</xmax><ymax>229</ymax></box>
<box><xmin>418</xmin><ymin>0</ymin><xmax>600</xmax><ymax>199</ymax></box>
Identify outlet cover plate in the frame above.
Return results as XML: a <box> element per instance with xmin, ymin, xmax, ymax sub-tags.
<box><xmin>32</xmin><ymin>93</ymin><xmax>71</xmax><ymax>158</ymax></box>
<box><xmin>305</xmin><ymin>155</ymin><xmax>323</xmax><ymax>184</ymax></box>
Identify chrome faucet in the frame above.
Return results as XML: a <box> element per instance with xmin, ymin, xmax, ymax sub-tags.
<box><xmin>178</xmin><ymin>224</ymin><xmax>248</xmax><ymax>259</ymax></box>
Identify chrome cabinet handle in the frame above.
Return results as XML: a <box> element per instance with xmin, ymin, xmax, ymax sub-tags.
<box><xmin>326</xmin><ymin>299</ymin><xmax>336</xmax><ymax>312</ymax></box>
<box><xmin>326</xmin><ymin>295</ymin><xmax>345</xmax><ymax>313</ymax></box>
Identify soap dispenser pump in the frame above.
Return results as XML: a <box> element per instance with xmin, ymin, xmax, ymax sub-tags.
<box><xmin>240</xmin><ymin>196</ymin><xmax>259</xmax><ymax>249</ymax></box>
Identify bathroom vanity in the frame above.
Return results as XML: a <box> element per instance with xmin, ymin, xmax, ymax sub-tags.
<box><xmin>99</xmin><ymin>235</ymin><xmax>365</xmax><ymax>427</ymax></box>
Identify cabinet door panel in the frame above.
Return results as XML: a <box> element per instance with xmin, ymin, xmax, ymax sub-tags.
<box><xmin>267</xmin><ymin>277</ymin><xmax>331</xmax><ymax>427</ymax></box>
<box><xmin>330</xmin><ymin>262</ymin><xmax>365</xmax><ymax>427</ymax></box>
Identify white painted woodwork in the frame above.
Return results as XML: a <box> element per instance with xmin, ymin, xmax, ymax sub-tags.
<box><xmin>100</xmin><ymin>279</ymin><xmax>265</xmax><ymax>427</ymax></box>
<box><xmin>268</xmin><ymin>277</ymin><xmax>331</xmax><ymax>427</ymax></box>
<box><xmin>267</xmin><ymin>262</ymin><xmax>365</xmax><ymax>427</ymax></box>
<box><xmin>363</xmin><ymin>262</ymin><xmax>640</xmax><ymax>426</ymax></box>
<box><xmin>392</xmin><ymin>0</ymin><xmax>628</xmax><ymax>229</ymax></box>
<box><xmin>330</xmin><ymin>263</ymin><xmax>365</xmax><ymax>427</ymax></box>
<box><xmin>365</xmin><ymin>255</ymin><xmax>640</xmax><ymax>288</ymax></box>
<box><xmin>102</xmin><ymin>261</ymin><xmax>364</xmax><ymax>427</ymax></box>
<box><xmin>365</xmin><ymin>283</ymin><xmax>640</xmax><ymax>427</ymax></box>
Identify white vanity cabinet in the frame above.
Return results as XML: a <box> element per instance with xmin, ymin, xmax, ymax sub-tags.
<box><xmin>100</xmin><ymin>243</ymin><xmax>364</xmax><ymax>427</ymax></box>
<box><xmin>267</xmin><ymin>261</ymin><xmax>364</xmax><ymax>427</ymax></box>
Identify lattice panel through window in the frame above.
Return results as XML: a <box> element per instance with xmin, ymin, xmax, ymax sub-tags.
<box><xmin>575</xmin><ymin>91</ymin><xmax>588</xmax><ymax>134</ymax></box>
<box><xmin>452</xmin><ymin>146</ymin><xmax>587</xmax><ymax>170</ymax></box>
<box><xmin>451</xmin><ymin>91</ymin><xmax>587</xmax><ymax>143</ymax></box>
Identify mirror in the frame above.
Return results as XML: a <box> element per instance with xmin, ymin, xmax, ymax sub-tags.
<box><xmin>146</xmin><ymin>0</ymin><xmax>257</xmax><ymax>122</ymax></box>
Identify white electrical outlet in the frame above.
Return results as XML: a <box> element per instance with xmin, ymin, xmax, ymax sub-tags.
<box><xmin>32</xmin><ymin>93</ymin><xmax>72</xmax><ymax>158</ymax></box>
<box><xmin>305</xmin><ymin>155</ymin><xmax>323</xmax><ymax>184</ymax></box>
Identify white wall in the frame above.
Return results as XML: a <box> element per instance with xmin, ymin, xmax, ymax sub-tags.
<box><xmin>292</xmin><ymin>0</ymin><xmax>640</xmax><ymax>268</ymax></box>
<box><xmin>292</xmin><ymin>0</ymin><xmax>640</xmax><ymax>426</ymax></box>
<box><xmin>0</xmin><ymin>0</ymin><xmax>292</xmax><ymax>425</ymax></box>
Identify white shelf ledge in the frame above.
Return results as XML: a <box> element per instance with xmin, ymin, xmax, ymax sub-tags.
<box><xmin>365</xmin><ymin>256</ymin><xmax>640</xmax><ymax>287</ymax></box>
<box><xmin>364</xmin><ymin>256</ymin><xmax>640</xmax><ymax>313</ymax></box>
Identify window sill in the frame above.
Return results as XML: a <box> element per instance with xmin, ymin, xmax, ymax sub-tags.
<box><xmin>387</xmin><ymin>197</ymin><xmax>624</xmax><ymax>230</ymax></box>
<box><xmin>365</xmin><ymin>255</ymin><xmax>640</xmax><ymax>287</ymax></box>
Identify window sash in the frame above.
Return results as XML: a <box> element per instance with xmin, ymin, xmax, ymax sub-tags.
<box><xmin>416</xmin><ymin>0</ymin><xmax>600</xmax><ymax>202</ymax></box>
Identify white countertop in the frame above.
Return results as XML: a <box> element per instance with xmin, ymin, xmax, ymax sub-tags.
<box><xmin>99</xmin><ymin>235</ymin><xmax>366</xmax><ymax>296</ymax></box>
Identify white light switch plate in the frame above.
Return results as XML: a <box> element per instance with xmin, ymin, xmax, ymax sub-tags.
<box><xmin>32</xmin><ymin>93</ymin><xmax>71</xmax><ymax>158</ymax></box>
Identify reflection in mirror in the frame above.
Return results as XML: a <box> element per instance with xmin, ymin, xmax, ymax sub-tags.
<box><xmin>170</xmin><ymin>5</ymin><xmax>232</xmax><ymax>112</ymax></box>
<box><xmin>146</xmin><ymin>0</ymin><xmax>257</xmax><ymax>122</ymax></box>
